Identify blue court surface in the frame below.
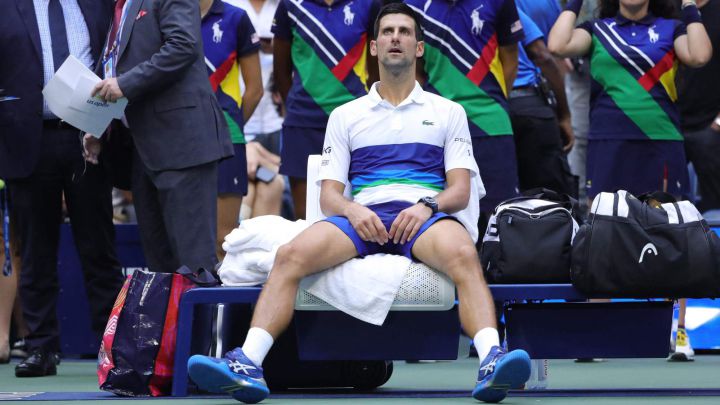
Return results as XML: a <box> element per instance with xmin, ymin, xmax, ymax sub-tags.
<box><xmin>2</xmin><ymin>356</ymin><xmax>720</xmax><ymax>404</ymax></box>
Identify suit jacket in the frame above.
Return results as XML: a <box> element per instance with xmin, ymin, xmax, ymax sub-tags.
<box><xmin>0</xmin><ymin>0</ymin><xmax>113</xmax><ymax>179</ymax></box>
<box><xmin>111</xmin><ymin>0</ymin><xmax>233</xmax><ymax>171</ymax></box>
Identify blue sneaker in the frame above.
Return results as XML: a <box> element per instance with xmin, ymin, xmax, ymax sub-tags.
<box><xmin>472</xmin><ymin>346</ymin><xmax>531</xmax><ymax>403</ymax></box>
<box><xmin>187</xmin><ymin>347</ymin><xmax>269</xmax><ymax>404</ymax></box>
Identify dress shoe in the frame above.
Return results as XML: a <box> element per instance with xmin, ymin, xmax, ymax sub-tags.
<box><xmin>15</xmin><ymin>349</ymin><xmax>57</xmax><ymax>377</ymax></box>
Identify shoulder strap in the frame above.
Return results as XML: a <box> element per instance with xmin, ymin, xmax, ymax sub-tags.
<box><xmin>176</xmin><ymin>265</ymin><xmax>221</xmax><ymax>287</ymax></box>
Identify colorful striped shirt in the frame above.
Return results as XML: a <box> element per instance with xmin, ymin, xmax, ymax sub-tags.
<box><xmin>579</xmin><ymin>13</ymin><xmax>687</xmax><ymax>141</ymax></box>
<box><xmin>272</xmin><ymin>0</ymin><xmax>380</xmax><ymax>129</ymax></box>
<box><xmin>406</xmin><ymin>0</ymin><xmax>524</xmax><ymax>138</ymax></box>
<box><xmin>202</xmin><ymin>0</ymin><xmax>260</xmax><ymax>144</ymax></box>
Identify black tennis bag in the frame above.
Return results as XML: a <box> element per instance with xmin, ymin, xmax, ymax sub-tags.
<box><xmin>571</xmin><ymin>190</ymin><xmax>720</xmax><ymax>298</ymax></box>
<box><xmin>481</xmin><ymin>189</ymin><xmax>580</xmax><ymax>283</ymax></box>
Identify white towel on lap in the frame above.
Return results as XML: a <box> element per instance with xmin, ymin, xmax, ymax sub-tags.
<box><xmin>217</xmin><ymin>215</ymin><xmax>410</xmax><ymax>325</ymax></box>
<box><xmin>299</xmin><ymin>253</ymin><xmax>409</xmax><ymax>325</ymax></box>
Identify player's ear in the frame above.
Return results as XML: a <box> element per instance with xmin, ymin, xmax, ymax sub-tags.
<box><xmin>370</xmin><ymin>39</ymin><xmax>378</xmax><ymax>57</ymax></box>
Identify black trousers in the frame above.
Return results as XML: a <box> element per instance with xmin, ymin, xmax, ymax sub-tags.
<box><xmin>509</xmin><ymin>94</ymin><xmax>577</xmax><ymax>197</ymax></box>
<box><xmin>131</xmin><ymin>148</ymin><xmax>219</xmax><ymax>274</ymax></box>
<box><xmin>684</xmin><ymin>126</ymin><xmax>720</xmax><ymax>212</ymax></box>
<box><xmin>8</xmin><ymin>124</ymin><xmax>124</xmax><ymax>352</ymax></box>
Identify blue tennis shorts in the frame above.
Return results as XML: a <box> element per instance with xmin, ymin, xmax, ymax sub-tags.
<box><xmin>323</xmin><ymin>201</ymin><xmax>456</xmax><ymax>259</ymax></box>
<box><xmin>279</xmin><ymin>125</ymin><xmax>326</xmax><ymax>178</ymax></box>
<box><xmin>217</xmin><ymin>143</ymin><xmax>248</xmax><ymax>195</ymax></box>
<box><xmin>586</xmin><ymin>139</ymin><xmax>689</xmax><ymax>199</ymax></box>
<box><xmin>472</xmin><ymin>135</ymin><xmax>520</xmax><ymax>212</ymax></box>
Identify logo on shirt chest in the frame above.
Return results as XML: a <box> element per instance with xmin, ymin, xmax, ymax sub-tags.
<box><xmin>212</xmin><ymin>20</ymin><xmax>224</xmax><ymax>43</ymax></box>
<box><xmin>471</xmin><ymin>5</ymin><xmax>485</xmax><ymax>36</ymax></box>
<box><xmin>648</xmin><ymin>25</ymin><xmax>659</xmax><ymax>43</ymax></box>
<box><xmin>343</xmin><ymin>2</ymin><xmax>355</xmax><ymax>26</ymax></box>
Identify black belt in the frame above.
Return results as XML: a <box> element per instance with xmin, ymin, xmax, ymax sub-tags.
<box><xmin>43</xmin><ymin>119</ymin><xmax>77</xmax><ymax>130</ymax></box>
<box><xmin>509</xmin><ymin>86</ymin><xmax>539</xmax><ymax>99</ymax></box>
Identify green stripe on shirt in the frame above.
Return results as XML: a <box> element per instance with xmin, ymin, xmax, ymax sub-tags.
<box><xmin>590</xmin><ymin>36</ymin><xmax>682</xmax><ymax>141</ymax></box>
<box><xmin>224</xmin><ymin>111</ymin><xmax>246</xmax><ymax>144</ymax></box>
<box><xmin>424</xmin><ymin>43</ymin><xmax>512</xmax><ymax>136</ymax></box>
<box><xmin>292</xmin><ymin>30</ymin><xmax>356</xmax><ymax>116</ymax></box>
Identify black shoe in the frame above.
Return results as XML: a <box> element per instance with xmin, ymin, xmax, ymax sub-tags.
<box><xmin>15</xmin><ymin>349</ymin><xmax>58</xmax><ymax>377</ymax></box>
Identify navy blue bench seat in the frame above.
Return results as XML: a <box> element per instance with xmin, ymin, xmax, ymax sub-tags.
<box><xmin>171</xmin><ymin>285</ymin><xmax>673</xmax><ymax>396</ymax></box>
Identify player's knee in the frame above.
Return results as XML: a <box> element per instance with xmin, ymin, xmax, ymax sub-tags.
<box><xmin>447</xmin><ymin>244</ymin><xmax>482</xmax><ymax>283</ymax></box>
<box><xmin>272</xmin><ymin>243</ymin><xmax>308</xmax><ymax>280</ymax></box>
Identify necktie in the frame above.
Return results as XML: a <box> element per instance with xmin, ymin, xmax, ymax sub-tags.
<box><xmin>106</xmin><ymin>0</ymin><xmax>128</xmax><ymax>57</ymax></box>
<box><xmin>48</xmin><ymin>0</ymin><xmax>70</xmax><ymax>71</ymax></box>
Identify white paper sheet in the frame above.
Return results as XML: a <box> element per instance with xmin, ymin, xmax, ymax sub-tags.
<box><xmin>42</xmin><ymin>56</ymin><xmax>127</xmax><ymax>137</ymax></box>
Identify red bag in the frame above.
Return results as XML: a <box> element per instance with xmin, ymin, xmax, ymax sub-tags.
<box><xmin>148</xmin><ymin>274</ymin><xmax>195</xmax><ymax>396</ymax></box>
<box><xmin>98</xmin><ymin>275</ymin><xmax>132</xmax><ymax>388</ymax></box>
<box><xmin>97</xmin><ymin>267</ymin><xmax>217</xmax><ymax>396</ymax></box>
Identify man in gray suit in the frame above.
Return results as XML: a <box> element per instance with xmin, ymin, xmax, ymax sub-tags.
<box><xmin>85</xmin><ymin>0</ymin><xmax>233</xmax><ymax>273</ymax></box>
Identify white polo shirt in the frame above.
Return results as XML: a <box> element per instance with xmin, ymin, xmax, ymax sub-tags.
<box><xmin>319</xmin><ymin>81</ymin><xmax>485</xmax><ymax>240</ymax></box>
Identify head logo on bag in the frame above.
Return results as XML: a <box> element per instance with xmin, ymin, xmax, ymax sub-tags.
<box><xmin>638</xmin><ymin>243</ymin><xmax>658</xmax><ymax>263</ymax></box>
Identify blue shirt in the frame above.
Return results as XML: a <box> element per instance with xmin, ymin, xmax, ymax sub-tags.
<box><xmin>515</xmin><ymin>0</ymin><xmax>561</xmax><ymax>39</ymax></box>
<box><xmin>202</xmin><ymin>0</ymin><xmax>260</xmax><ymax>143</ymax></box>
<box><xmin>33</xmin><ymin>0</ymin><xmax>93</xmax><ymax>118</ymax></box>
<box><xmin>514</xmin><ymin>9</ymin><xmax>544</xmax><ymax>88</ymax></box>
<box><xmin>405</xmin><ymin>0</ymin><xmax>524</xmax><ymax>138</ymax></box>
<box><xmin>272</xmin><ymin>0</ymin><xmax>380</xmax><ymax>129</ymax></box>
<box><xmin>579</xmin><ymin>14</ymin><xmax>687</xmax><ymax>141</ymax></box>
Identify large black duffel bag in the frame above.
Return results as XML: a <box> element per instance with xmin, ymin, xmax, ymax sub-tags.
<box><xmin>571</xmin><ymin>190</ymin><xmax>720</xmax><ymax>298</ymax></box>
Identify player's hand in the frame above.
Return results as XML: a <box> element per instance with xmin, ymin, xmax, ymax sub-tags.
<box><xmin>389</xmin><ymin>204</ymin><xmax>433</xmax><ymax>244</ymax></box>
<box><xmin>345</xmin><ymin>203</ymin><xmax>389</xmax><ymax>245</ymax></box>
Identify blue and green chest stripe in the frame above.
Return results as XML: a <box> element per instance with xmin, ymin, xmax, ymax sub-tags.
<box><xmin>348</xmin><ymin>143</ymin><xmax>445</xmax><ymax>195</ymax></box>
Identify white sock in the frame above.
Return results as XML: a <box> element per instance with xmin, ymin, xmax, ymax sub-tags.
<box><xmin>474</xmin><ymin>328</ymin><xmax>500</xmax><ymax>362</ymax></box>
<box><xmin>241</xmin><ymin>327</ymin><xmax>274</xmax><ymax>366</ymax></box>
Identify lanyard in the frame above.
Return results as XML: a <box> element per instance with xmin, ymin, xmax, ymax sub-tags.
<box><xmin>104</xmin><ymin>0</ymin><xmax>134</xmax><ymax>63</ymax></box>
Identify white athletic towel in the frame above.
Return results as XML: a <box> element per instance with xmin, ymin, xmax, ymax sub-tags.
<box><xmin>217</xmin><ymin>215</ymin><xmax>410</xmax><ymax>325</ymax></box>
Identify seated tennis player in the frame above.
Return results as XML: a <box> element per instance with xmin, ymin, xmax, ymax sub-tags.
<box><xmin>187</xmin><ymin>3</ymin><xmax>531</xmax><ymax>403</ymax></box>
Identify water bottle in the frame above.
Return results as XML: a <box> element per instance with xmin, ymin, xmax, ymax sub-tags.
<box><xmin>526</xmin><ymin>359</ymin><xmax>548</xmax><ymax>390</ymax></box>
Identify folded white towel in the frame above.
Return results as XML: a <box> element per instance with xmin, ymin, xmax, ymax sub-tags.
<box><xmin>222</xmin><ymin>216</ymin><xmax>307</xmax><ymax>253</ymax></box>
<box><xmin>300</xmin><ymin>254</ymin><xmax>410</xmax><ymax>325</ymax></box>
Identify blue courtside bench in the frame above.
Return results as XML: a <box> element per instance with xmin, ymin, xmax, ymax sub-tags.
<box><xmin>169</xmin><ymin>155</ymin><xmax>680</xmax><ymax>396</ymax></box>
<box><xmin>170</xmin><ymin>284</ymin><xmax>673</xmax><ymax>396</ymax></box>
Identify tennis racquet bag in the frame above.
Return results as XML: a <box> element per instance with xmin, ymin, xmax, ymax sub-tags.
<box><xmin>571</xmin><ymin>190</ymin><xmax>720</xmax><ymax>298</ymax></box>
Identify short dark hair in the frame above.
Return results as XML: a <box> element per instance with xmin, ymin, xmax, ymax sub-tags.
<box><xmin>373</xmin><ymin>2</ymin><xmax>423</xmax><ymax>41</ymax></box>
<box><xmin>598</xmin><ymin>0</ymin><xmax>678</xmax><ymax>19</ymax></box>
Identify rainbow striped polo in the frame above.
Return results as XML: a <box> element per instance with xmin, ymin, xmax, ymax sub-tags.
<box><xmin>579</xmin><ymin>13</ymin><xmax>687</xmax><ymax>141</ymax></box>
<box><xmin>406</xmin><ymin>0</ymin><xmax>524</xmax><ymax>138</ymax></box>
<box><xmin>273</xmin><ymin>0</ymin><xmax>381</xmax><ymax>129</ymax></box>
<box><xmin>202</xmin><ymin>0</ymin><xmax>261</xmax><ymax>144</ymax></box>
